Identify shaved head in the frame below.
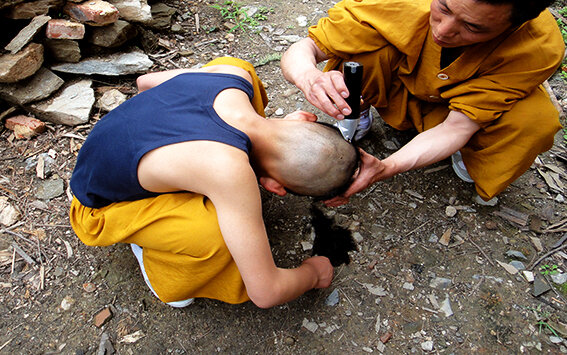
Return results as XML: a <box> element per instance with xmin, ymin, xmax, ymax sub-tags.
<box><xmin>272</xmin><ymin>122</ymin><xmax>359</xmax><ymax>198</ymax></box>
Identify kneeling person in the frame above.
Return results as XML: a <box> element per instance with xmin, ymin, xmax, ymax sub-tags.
<box><xmin>69</xmin><ymin>57</ymin><xmax>358</xmax><ymax>309</ymax></box>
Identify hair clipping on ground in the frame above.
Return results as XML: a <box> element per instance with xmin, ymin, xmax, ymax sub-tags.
<box><xmin>310</xmin><ymin>205</ymin><xmax>357</xmax><ymax>267</ymax></box>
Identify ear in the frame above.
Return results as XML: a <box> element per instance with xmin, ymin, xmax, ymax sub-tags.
<box><xmin>259</xmin><ymin>177</ymin><xmax>287</xmax><ymax>196</ymax></box>
<box><xmin>282</xmin><ymin>110</ymin><xmax>317</xmax><ymax>122</ymax></box>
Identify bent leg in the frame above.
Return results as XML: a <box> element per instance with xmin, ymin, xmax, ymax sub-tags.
<box><xmin>461</xmin><ymin>86</ymin><xmax>562</xmax><ymax>200</ymax></box>
<box><xmin>70</xmin><ymin>194</ymin><xmax>249</xmax><ymax>304</ymax></box>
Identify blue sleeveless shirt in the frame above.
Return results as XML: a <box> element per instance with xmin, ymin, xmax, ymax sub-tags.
<box><xmin>70</xmin><ymin>73</ymin><xmax>253</xmax><ymax>208</ymax></box>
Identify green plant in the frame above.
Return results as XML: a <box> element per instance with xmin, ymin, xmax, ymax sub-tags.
<box><xmin>529</xmin><ymin>304</ymin><xmax>560</xmax><ymax>337</ymax></box>
<box><xmin>540</xmin><ymin>264</ymin><xmax>559</xmax><ymax>276</ymax></box>
<box><xmin>211</xmin><ymin>1</ymin><xmax>271</xmax><ymax>33</ymax></box>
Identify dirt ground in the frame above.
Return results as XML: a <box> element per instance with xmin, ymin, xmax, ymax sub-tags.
<box><xmin>1</xmin><ymin>0</ymin><xmax>567</xmax><ymax>353</ymax></box>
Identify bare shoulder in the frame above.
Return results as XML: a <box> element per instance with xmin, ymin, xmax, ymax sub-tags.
<box><xmin>200</xmin><ymin>65</ymin><xmax>253</xmax><ymax>84</ymax></box>
<box><xmin>138</xmin><ymin>141</ymin><xmax>254</xmax><ymax>195</ymax></box>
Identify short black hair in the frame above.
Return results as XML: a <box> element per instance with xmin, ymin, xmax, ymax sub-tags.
<box><xmin>479</xmin><ymin>0</ymin><xmax>555</xmax><ymax>26</ymax></box>
<box><xmin>284</xmin><ymin>121</ymin><xmax>361</xmax><ymax>200</ymax></box>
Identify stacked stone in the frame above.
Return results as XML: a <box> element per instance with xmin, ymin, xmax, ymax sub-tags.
<box><xmin>0</xmin><ymin>0</ymin><xmax>165</xmax><ymax>138</ymax></box>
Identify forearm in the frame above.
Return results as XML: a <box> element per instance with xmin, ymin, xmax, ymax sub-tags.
<box><xmin>281</xmin><ymin>38</ymin><xmax>326</xmax><ymax>92</ymax></box>
<box><xmin>382</xmin><ymin>111</ymin><xmax>481</xmax><ymax>176</ymax></box>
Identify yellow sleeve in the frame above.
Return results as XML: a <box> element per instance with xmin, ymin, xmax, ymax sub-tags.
<box><xmin>308</xmin><ymin>0</ymin><xmax>430</xmax><ymax>60</ymax></box>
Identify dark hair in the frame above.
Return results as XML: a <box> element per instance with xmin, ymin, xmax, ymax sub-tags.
<box><xmin>479</xmin><ymin>0</ymin><xmax>555</xmax><ymax>26</ymax></box>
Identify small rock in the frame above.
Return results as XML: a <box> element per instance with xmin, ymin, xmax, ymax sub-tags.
<box><xmin>428</xmin><ymin>234</ymin><xmax>438</xmax><ymax>243</ymax></box>
<box><xmin>532</xmin><ymin>277</ymin><xmax>551</xmax><ymax>297</ymax></box>
<box><xmin>421</xmin><ymin>340</ymin><xmax>434</xmax><ymax>351</ymax></box>
<box><xmin>274</xmin><ymin>108</ymin><xmax>284</xmax><ymax>116</ymax></box>
<box><xmin>96</xmin><ymin>89</ymin><xmax>127</xmax><ymax>112</ymax></box>
<box><xmin>555</xmin><ymin>194</ymin><xmax>565</xmax><ymax>203</ymax></box>
<box><xmin>522</xmin><ymin>270</ymin><xmax>535</xmax><ymax>282</ymax></box>
<box><xmin>325</xmin><ymin>288</ymin><xmax>339</xmax><ymax>306</ymax></box>
<box><xmin>5</xmin><ymin>115</ymin><xmax>46</xmax><ymax>139</ymax></box>
<box><xmin>5</xmin><ymin>15</ymin><xmax>51</xmax><ymax>54</ymax></box>
<box><xmin>551</xmin><ymin>273</ymin><xmax>567</xmax><ymax>285</ymax></box>
<box><xmin>34</xmin><ymin>178</ymin><xmax>64</xmax><ymax>200</ymax></box>
<box><xmin>83</xmin><ymin>282</ymin><xmax>96</xmax><ymax>293</ymax></box>
<box><xmin>97</xmin><ymin>332</ymin><xmax>115</xmax><ymax>355</ymax></box>
<box><xmin>51</xmin><ymin>51</ymin><xmax>152</xmax><ymax>76</ymax></box>
<box><xmin>485</xmin><ymin>220</ymin><xmax>498</xmax><ymax>230</ymax></box>
<box><xmin>60</xmin><ymin>295</ymin><xmax>75</xmax><ymax>311</ymax></box>
<box><xmin>509</xmin><ymin>260</ymin><xmax>525</xmax><ymax>271</ymax></box>
<box><xmin>94</xmin><ymin>307</ymin><xmax>112</xmax><ymax>327</ymax></box>
<box><xmin>0</xmin><ymin>196</ymin><xmax>21</xmax><ymax>226</ymax></box>
<box><xmin>352</xmin><ymin>232</ymin><xmax>363</xmax><ymax>243</ymax></box>
<box><xmin>107</xmin><ymin>0</ymin><xmax>152</xmax><ymax>23</ymax></box>
<box><xmin>439</xmin><ymin>295</ymin><xmax>453</xmax><ymax>317</ymax></box>
<box><xmin>302</xmin><ymin>318</ymin><xmax>318</xmax><ymax>333</ymax></box>
<box><xmin>46</xmin><ymin>19</ymin><xmax>85</xmax><ymax>40</ymax></box>
<box><xmin>550</xmin><ymin>336</ymin><xmax>564</xmax><ymax>344</ymax></box>
<box><xmin>0</xmin><ymin>43</ymin><xmax>44</xmax><ymax>83</ymax></box>
<box><xmin>429</xmin><ymin>277</ymin><xmax>452</xmax><ymax>289</ymax></box>
<box><xmin>505</xmin><ymin>250</ymin><xmax>528</xmax><ymax>260</ymax></box>
<box><xmin>296</xmin><ymin>15</ymin><xmax>307</xmax><ymax>27</ymax></box>
<box><xmin>402</xmin><ymin>282</ymin><xmax>414</xmax><ymax>290</ymax></box>
<box><xmin>300</xmin><ymin>241</ymin><xmax>312</xmax><ymax>251</ymax></box>
<box><xmin>64</xmin><ymin>0</ymin><xmax>120</xmax><ymax>26</ymax></box>
<box><xmin>445</xmin><ymin>206</ymin><xmax>457</xmax><ymax>217</ymax></box>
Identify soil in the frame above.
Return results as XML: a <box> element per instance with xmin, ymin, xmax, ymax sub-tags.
<box><xmin>1</xmin><ymin>0</ymin><xmax>567</xmax><ymax>354</ymax></box>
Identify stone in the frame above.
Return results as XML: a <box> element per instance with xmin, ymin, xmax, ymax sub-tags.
<box><xmin>5</xmin><ymin>0</ymin><xmax>63</xmax><ymax>19</ymax></box>
<box><xmin>107</xmin><ymin>0</ymin><xmax>152</xmax><ymax>23</ymax></box>
<box><xmin>445</xmin><ymin>206</ymin><xmax>457</xmax><ymax>217</ymax></box>
<box><xmin>402</xmin><ymin>282</ymin><xmax>415</xmax><ymax>290</ymax></box>
<box><xmin>0</xmin><ymin>197</ymin><xmax>21</xmax><ymax>227</ymax></box>
<box><xmin>505</xmin><ymin>250</ymin><xmax>528</xmax><ymax>260</ymax></box>
<box><xmin>302</xmin><ymin>319</ymin><xmax>318</xmax><ymax>333</ymax></box>
<box><xmin>5</xmin><ymin>15</ymin><xmax>51</xmax><ymax>54</ymax></box>
<box><xmin>532</xmin><ymin>277</ymin><xmax>551</xmax><ymax>297</ymax></box>
<box><xmin>0</xmin><ymin>67</ymin><xmax>64</xmax><ymax>105</ymax></box>
<box><xmin>439</xmin><ymin>295</ymin><xmax>453</xmax><ymax>317</ymax></box>
<box><xmin>0</xmin><ymin>43</ymin><xmax>44</xmax><ymax>83</ymax></box>
<box><xmin>5</xmin><ymin>115</ymin><xmax>47</xmax><ymax>139</ymax></box>
<box><xmin>96</xmin><ymin>89</ymin><xmax>127</xmax><ymax>111</ymax></box>
<box><xmin>325</xmin><ymin>289</ymin><xmax>339</xmax><ymax>306</ymax></box>
<box><xmin>64</xmin><ymin>0</ymin><xmax>120</xmax><ymax>26</ymax></box>
<box><xmin>34</xmin><ymin>178</ymin><xmax>64</xmax><ymax>200</ymax></box>
<box><xmin>429</xmin><ymin>277</ymin><xmax>452</xmax><ymax>289</ymax></box>
<box><xmin>28</xmin><ymin>79</ymin><xmax>95</xmax><ymax>126</ymax></box>
<box><xmin>87</xmin><ymin>20</ymin><xmax>138</xmax><ymax>48</ymax></box>
<box><xmin>94</xmin><ymin>307</ymin><xmax>113</xmax><ymax>327</ymax></box>
<box><xmin>51</xmin><ymin>51</ymin><xmax>153</xmax><ymax>76</ymax></box>
<box><xmin>0</xmin><ymin>67</ymin><xmax>63</xmax><ymax>105</ymax></box>
<box><xmin>421</xmin><ymin>341</ymin><xmax>434</xmax><ymax>352</ymax></box>
<box><xmin>60</xmin><ymin>295</ymin><xmax>75</xmax><ymax>311</ymax></box>
<box><xmin>45</xmin><ymin>19</ymin><xmax>86</xmax><ymax>40</ymax></box>
<box><xmin>44</xmin><ymin>39</ymin><xmax>81</xmax><ymax>63</ymax></box>
<box><xmin>97</xmin><ymin>332</ymin><xmax>115</xmax><ymax>355</ymax></box>
<box><xmin>509</xmin><ymin>260</ymin><xmax>526</xmax><ymax>271</ymax></box>
<box><xmin>148</xmin><ymin>2</ymin><xmax>176</xmax><ymax>30</ymax></box>
<box><xmin>551</xmin><ymin>273</ymin><xmax>567</xmax><ymax>285</ymax></box>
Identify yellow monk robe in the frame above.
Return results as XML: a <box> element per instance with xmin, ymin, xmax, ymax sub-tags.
<box><xmin>69</xmin><ymin>57</ymin><xmax>269</xmax><ymax>304</ymax></box>
<box><xmin>309</xmin><ymin>0</ymin><xmax>565</xmax><ymax>199</ymax></box>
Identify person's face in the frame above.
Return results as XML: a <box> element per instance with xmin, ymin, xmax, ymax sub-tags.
<box><xmin>429</xmin><ymin>0</ymin><xmax>513</xmax><ymax>48</ymax></box>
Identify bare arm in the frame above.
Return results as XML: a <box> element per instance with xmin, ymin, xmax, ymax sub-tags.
<box><xmin>281</xmin><ymin>38</ymin><xmax>352</xmax><ymax>120</ymax></box>
<box><xmin>136</xmin><ymin>65</ymin><xmax>253</xmax><ymax>93</ymax></box>
<box><xmin>138</xmin><ymin>142</ymin><xmax>333</xmax><ymax>308</ymax></box>
<box><xmin>326</xmin><ymin>110</ymin><xmax>481</xmax><ymax>206</ymax></box>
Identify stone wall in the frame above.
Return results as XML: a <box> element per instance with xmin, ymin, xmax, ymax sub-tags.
<box><xmin>0</xmin><ymin>0</ymin><xmax>177</xmax><ymax>138</ymax></box>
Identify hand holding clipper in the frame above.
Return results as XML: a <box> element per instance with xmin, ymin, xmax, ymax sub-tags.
<box><xmin>336</xmin><ymin>62</ymin><xmax>363</xmax><ymax>142</ymax></box>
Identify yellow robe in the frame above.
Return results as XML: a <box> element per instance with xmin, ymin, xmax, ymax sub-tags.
<box><xmin>69</xmin><ymin>57</ymin><xmax>269</xmax><ymax>304</ymax></box>
<box><xmin>309</xmin><ymin>0</ymin><xmax>564</xmax><ymax>199</ymax></box>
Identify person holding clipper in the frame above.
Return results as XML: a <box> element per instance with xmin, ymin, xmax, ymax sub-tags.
<box><xmin>281</xmin><ymin>0</ymin><xmax>564</xmax><ymax>206</ymax></box>
<box><xmin>69</xmin><ymin>57</ymin><xmax>360</xmax><ymax>308</ymax></box>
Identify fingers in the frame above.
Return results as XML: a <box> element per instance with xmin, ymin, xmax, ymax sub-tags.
<box><xmin>305</xmin><ymin>70</ymin><xmax>351</xmax><ymax>120</ymax></box>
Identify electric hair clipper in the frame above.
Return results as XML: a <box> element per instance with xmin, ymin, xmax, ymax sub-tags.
<box><xmin>336</xmin><ymin>62</ymin><xmax>363</xmax><ymax>142</ymax></box>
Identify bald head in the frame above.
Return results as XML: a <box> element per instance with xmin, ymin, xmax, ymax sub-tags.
<box><xmin>271</xmin><ymin>122</ymin><xmax>359</xmax><ymax>198</ymax></box>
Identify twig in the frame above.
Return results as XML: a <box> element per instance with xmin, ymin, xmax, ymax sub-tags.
<box><xmin>468</xmin><ymin>238</ymin><xmax>495</xmax><ymax>266</ymax></box>
<box><xmin>11</xmin><ymin>242</ymin><xmax>36</xmax><ymax>265</ymax></box>
<box><xmin>528</xmin><ymin>244</ymin><xmax>567</xmax><ymax>270</ymax></box>
<box><xmin>405</xmin><ymin>220</ymin><xmax>429</xmax><ymax>237</ymax></box>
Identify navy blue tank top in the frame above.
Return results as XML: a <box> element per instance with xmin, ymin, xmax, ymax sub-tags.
<box><xmin>70</xmin><ymin>72</ymin><xmax>253</xmax><ymax>208</ymax></box>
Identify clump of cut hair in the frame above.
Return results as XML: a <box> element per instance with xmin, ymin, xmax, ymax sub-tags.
<box><xmin>311</xmin><ymin>205</ymin><xmax>357</xmax><ymax>266</ymax></box>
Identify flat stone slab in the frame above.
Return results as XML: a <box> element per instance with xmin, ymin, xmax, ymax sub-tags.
<box><xmin>50</xmin><ymin>51</ymin><xmax>153</xmax><ymax>76</ymax></box>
